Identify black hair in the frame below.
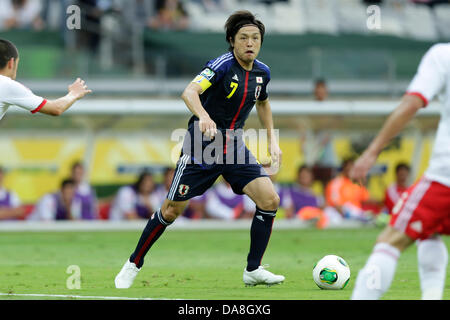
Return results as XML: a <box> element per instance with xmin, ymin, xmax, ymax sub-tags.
<box><xmin>341</xmin><ymin>156</ymin><xmax>357</xmax><ymax>169</ymax></box>
<box><xmin>224</xmin><ymin>10</ymin><xmax>265</xmax><ymax>51</ymax></box>
<box><xmin>0</xmin><ymin>39</ymin><xmax>18</xmax><ymax>69</ymax></box>
<box><xmin>315</xmin><ymin>78</ymin><xmax>327</xmax><ymax>87</ymax></box>
<box><xmin>163</xmin><ymin>166</ymin><xmax>175</xmax><ymax>176</ymax></box>
<box><xmin>395</xmin><ymin>162</ymin><xmax>410</xmax><ymax>173</ymax></box>
<box><xmin>297</xmin><ymin>164</ymin><xmax>311</xmax><ymax>175</ymax></box>
<box><xmin>71</xmin><ymin>161</ymin><xmax>84</xmax><ymax>171</ymax></box>
<box><xmin>61</xmin><ymin>178</ymin><xmax>75</xmax><ymax>190</ymax></box>
<box><xmin>133</xmin><ymin>171</ymin><xmax>153</xmax><ymax>191</ymax></box>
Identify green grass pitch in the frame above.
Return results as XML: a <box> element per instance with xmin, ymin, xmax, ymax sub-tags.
<box><xmin>1</xmin><ymin>227</ymin><xmax>449</xmax><ymax>300</ymax></box>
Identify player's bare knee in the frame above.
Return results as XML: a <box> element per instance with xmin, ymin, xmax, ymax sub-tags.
<box><xmin>258</xmin><ymin>192</ymin><xmax>280</xmax><ymax>211</ymax></box>
<box><xmin>161</xmin><ymin>201</ymin><xmax>185</xmax><ymax>222</ymax></box>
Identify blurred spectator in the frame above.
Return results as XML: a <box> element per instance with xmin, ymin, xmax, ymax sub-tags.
<box><xmin>0</xmin><ymin>166</ymin><xmax>25</xmax><ymax>220</ymax></box>
<box><xmin>70</xmin><ymin>161</ymin><xmax>98</xmax><ymax>220</ymax></box>
<box><xmin>150</xmin><ymin>166</ymin><xmax>206</xmax><ymax>219</ymax></box>
<box><xmin>362</xmin><ymin>0</ymin><xmax>383</xmax><ymax>4</ymax></box>
<box><xmin>324</xmin><ymin>157</ymin><xmax>371</xmax><ymax>221</ymax></box>
<box><xmin>313</xmin><ymin>78</ymin><xmax>328</xmax><ymax>101</ymax></box>
<box><xmin>108</xmin><ymin>171</ymin><xmax>156</xmax><ymax>220</ymax></box>
<box><xmin>119</xmin><ymin>0</ymin><xmax>155</xmax><ymax>29</ymax></box>
<box><xmin>284</xmin><ymin>165</ymin><xmax>324</xmax><ymax>219</ymax></box>
<box><xmin>205</xmin><ymin>180</ymin><xmax>245</xmax><ymax>220</ymax></box>
<box><xmin>191</xmin><ymin>0</ymin><xmax>224</xmax><ymax>12</ymax></box>
<box><xmin>148</xmin><ymin>0</ymin><xmax>189</xmax><ymax>31</ymax></box>
<box><xmin>409</xmin><ymin>0</ymin><xmax>450</xmax><ymax>7</ymax></box>
<box><xmin>243</xmin><ymin>163</ymin><xmax>289</xmax><ymax>219</ymax></box>
<box><xmin>384</xmin><ymin>162</ymin><xmax>411</xmax><ymax>213</ymax></box>
<box><xmin>76</xmin><ymin>0</ymin><xmax>116</xmax><ymax>53</ymax></box>
<box><xmin>28</xmin><ymin>179</ymin><xmax>77</xmax><ymax>220</ymax></box>
<box><xmin>0</xmin><ymin>0</ymin><xmax>44</xmax><ymax>31</ymax></box>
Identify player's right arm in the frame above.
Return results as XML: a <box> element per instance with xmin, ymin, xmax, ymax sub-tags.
<box><xmin>350</xmin><ymin>44</ymin><xmax>447</xmax><ymax>183</ymax></box>
<box><xmin>4</xmin><ymin>78</ymin><xmax>91</xmax><ymax>116</ymax></box>
<box><xmin>181</xmin><ymin>81</ymin><xmax>217</xmax><ymax>138</ymax></box>
<box><xmin>38</xmin><ymin>78</ymin><xmax>92</xmax><ymax>116</ymax></box>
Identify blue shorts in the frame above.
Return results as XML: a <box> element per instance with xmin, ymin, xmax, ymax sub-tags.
<box><xmin>167</xmin><ymin>124</ymin><xmax>268</xmax><ymax>201</ymax></box>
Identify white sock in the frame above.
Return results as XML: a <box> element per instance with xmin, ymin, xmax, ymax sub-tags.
<box><xmin>351</xmin><ymin>242</ymin><xmax>400</xmax><ymax>300</ymax></box>
<box><xmin>417</xmin><ymin>237</ymin><xmax>448</xmax><ymax>300</ymax></box>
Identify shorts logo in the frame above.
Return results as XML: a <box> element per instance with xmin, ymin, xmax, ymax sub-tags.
<box><xmin>256</xmin><ymin>77</ymin><xmax>263</xmax><ymax>84</ymax></box>
<box><xmin>178</xmin><ymin>184</ymin><xmax>190</xmax><ymax>196</ymax></box>
<box><xmin>200</xmin><ymin>68</ymin><xmax>215</xmax><ymax>81</ymax></box>
<box><xmin>255</xmin><ymin>85</ymin><xmax>262</xmax><ymax>99</ymax></box>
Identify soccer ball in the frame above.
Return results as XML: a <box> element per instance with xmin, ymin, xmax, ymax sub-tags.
<box><xmin>312</xmin><ymin>255</ymin><xmax>350</xmax><ymax>290</ymax></box>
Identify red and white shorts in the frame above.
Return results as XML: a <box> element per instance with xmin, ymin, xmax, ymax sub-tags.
<box><xmin>390</xmin><ymin>176</ymin><xmax>450</xmax><ymax>240</ymax></box>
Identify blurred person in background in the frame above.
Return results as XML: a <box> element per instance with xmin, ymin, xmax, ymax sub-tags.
<box><xmin>191</xmin><ymin>0</ymin><xmax>224</xmax><ymax>12</ymax></box>
<box><xmin>384</xmin><ymin>162</ymin><xmax>411</xmax><ymax>214</ymax></box>
<box><xmin>0</xmin><ymin>0</ymin><xmax>44</xmax><ymax>31</ymax></box>
<box><xmin>108</xmin><ymin>171</ymin><xmax>156</xmax><ymax>220</ymax></box>
<box><xmin>0</xmin><ymin>39</ymin><xmax>92</xmax><ymax>121</ymax></box>
<box><xmin>71</xmin><ymin>161</ymin><xmax>98</xmax><ymax>220</ymax></box>
<box><xmin>325</xmin><ymin>157</ymin><xmax>371</xmax><ymax>222</ymax></box>
<box><xmin>28</xmin><ymin>179</ymin><xmax>77</xmax><ymax>220</ymax></box>
<box><xmin>76</xmin><ymin>0</ymin><xmax>116</xmax><ymax>53</ymax></box>
<box><xmin>313</xmin><ymin>78</ymin><xmax>328</xmax><ymax>101</ymax></box>
<box><xmin>243</xmin><ymin>162</ymin><xmax>288</xmax><ymax>219</ymax></box>
<box><xmin>0</xmin><ymin>166</ymin><xmax>25</xmax><ymax>220</ymax></box>
<box><xmin>205</xmin><ymin>180</ymin><xmax>245</xmax><ymax>220</ymax></box>
<box><xmin>148</xmin><ymin>0</ymin><xmax>189</xmax><ymax>31</ymax></box>
<box><xmin>151</xmin><ymin>167</ymin><xmax>206</xmax><ymax>219</ymax></box>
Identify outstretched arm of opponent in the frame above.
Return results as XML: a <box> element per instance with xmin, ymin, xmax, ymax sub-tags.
<box><xmin>350</xmin><ymin>95</ymin><xmax>424</xmax><ymax>183</ymax></box>
<box><xmin>39</xmin><ymin>78</ymin><xmax>92</xmax><ymax>116</ymax></box>
<box><xmin>181</xmin><ymin>82</ymin><xmax>217</xmax><ymax>138</ymax></box>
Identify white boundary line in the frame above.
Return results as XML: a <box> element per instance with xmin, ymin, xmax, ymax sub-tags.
<box><xmin>0</xmin><ymin>292</ymin><xmax>183</xmax><ymax>300</ymax></box>
<box><xmin>0</xmin><ymin>219</ymin><xmax>368</xmax><ymax>232</ymax></box>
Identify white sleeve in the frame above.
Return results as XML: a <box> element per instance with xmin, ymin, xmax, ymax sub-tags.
<box><xmin>116</xmin><ymin>187</ymin><xmax>136</xmax><ymax>214</ymax></box>
<box><xmin>407</xmin><ymin>44</ymin><xmax>448</xmax><ymax>106</ymax></box>
<box><xmin>205</xmin><ymin>192</ymin><xmax>235</xmax><ymax>220</ymax></box>
<box><xmin>3</xmin><ymin>79</ymin><xmax>46</xmax><ymax>113</ymax></box>
<box><xmin>28</xmin><ymin>195</ymin><xmax>55</xmax><ymax>221</ymax></box>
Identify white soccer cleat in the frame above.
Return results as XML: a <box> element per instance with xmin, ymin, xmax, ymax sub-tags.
<box><xmin>115</xmin><ymin>260</ymin><xmax>141</xmax><ymax>289</ymax></box>
<box><xmin>243</xmin><ymin>265</ymin><xmax>285</xmax><ymax>287</ymax></box>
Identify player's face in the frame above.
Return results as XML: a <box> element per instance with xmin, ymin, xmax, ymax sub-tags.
<box><xmin>9</xmin><ymin>57</ymin><xmax>19</xmax><ymax>80</ymax></box>
<box><xmin>231</xmin><ymin>26</ymin><xmax>261</xmax><ymax>65</ymax></box>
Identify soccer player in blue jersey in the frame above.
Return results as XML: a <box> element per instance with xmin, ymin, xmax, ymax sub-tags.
<box><xmin>115</xmin><ymin>10</ymin><xmax>284</xmax><ymax>288</ymax></box>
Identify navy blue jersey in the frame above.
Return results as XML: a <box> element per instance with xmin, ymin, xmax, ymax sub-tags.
<box><xmin>189</xmin><ymin>51</ymin><xmax>271</xmax><ymax>131</ymax></box>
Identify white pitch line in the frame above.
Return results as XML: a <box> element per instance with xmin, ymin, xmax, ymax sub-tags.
<box><xmin>0</xmin><ymin>292</ymin><xmax>183</xmax><ymax>300</ymax></box>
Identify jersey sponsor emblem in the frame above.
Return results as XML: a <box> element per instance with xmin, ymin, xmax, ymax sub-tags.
<box><xmin>200</xmin><ymin>68</ymin><xmax>215</xmax><ymax>80</ymax></box>
<box><xmin>256</xmin><ymin>76</ymin><xmax>263</xmax><ymax>84</ymax></box>
<box><xmin>232</xmin><ymin>74</ymin><xmax>239</xmax><ymax>81</ymax></box>
<box><xmin>255</xmin><ymin>85</ymin><xmax>262</xmax><ymax>99</ymax></box>
<box><xmin>178</xmin><ymin>184</ymin><xmax>190</xmax><ymax>196</ymax></box>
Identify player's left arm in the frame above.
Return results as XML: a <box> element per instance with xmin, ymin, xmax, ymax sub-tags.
<box><xmin>351</xmin><ymin>44</ymin><xmax>447</xmax><ymax>183</ymax></box>
<box><xmin>255</xmin><ymin>98</ymin><xmax>282</xmax><ymax>167</ymax></box>
<box><xmin>350</xmin><ymin>95</ymin><xmax>424</xmax><ymax>183</ymax></box>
